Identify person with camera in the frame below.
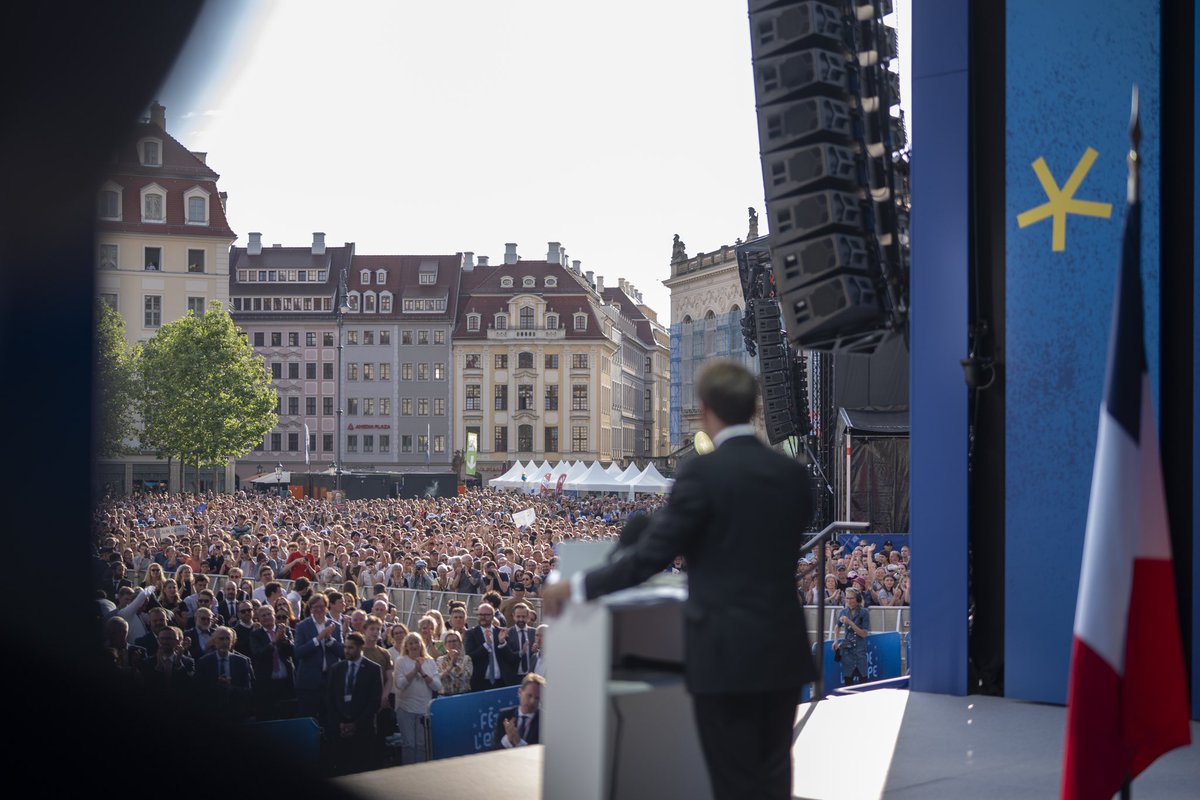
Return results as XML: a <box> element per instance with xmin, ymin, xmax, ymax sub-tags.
<box><xmin>407</xmin><ymin>559</ymin><xmax>434</xmax><ymax>591</ymax></box>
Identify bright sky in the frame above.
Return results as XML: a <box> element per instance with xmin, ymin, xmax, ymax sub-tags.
<box><xmin>160</xmin><ymin>0</ymin><xmax>910</xmax><ymax>324</ymax></box>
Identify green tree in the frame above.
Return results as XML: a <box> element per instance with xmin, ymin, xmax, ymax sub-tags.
<box><xmin>139</xmin><ymin>300</ymin><xmax>277</xmax><ymax>491</ymax></box>
<box><xmin>96</xmin><ymin>300</ymin><xmax>140</xmax><ymax>457</ymax></box>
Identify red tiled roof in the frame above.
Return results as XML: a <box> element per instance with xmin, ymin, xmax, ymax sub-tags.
<box><xmin>96</xmin><ymin>175</ymin><xmax>235</xmax><ymax>238</ymax></box>
<box><xmin>602</xmin><ymin>287</ymin><xmax>658</xmax><ymax>346</ymax></box>
<box><xmin>346</xmin><ymin>254</ymin><xmax>463</xmax><ymax>321</ymax></box>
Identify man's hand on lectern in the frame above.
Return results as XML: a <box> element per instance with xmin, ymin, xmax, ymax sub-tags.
<box><xmin>541</xmin><ymin>580</ymin><xmax>570</xmax><ymax>618</ymax></box>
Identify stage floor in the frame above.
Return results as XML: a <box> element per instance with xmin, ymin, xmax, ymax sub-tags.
<box><xmin>336</xmin><ymin>690</ymin><xmax>1200</xmax><ymax>800</ymax></box>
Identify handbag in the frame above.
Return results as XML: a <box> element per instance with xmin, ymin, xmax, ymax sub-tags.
<box><xmin>833</xmin><ymin>643</ymin><xmax>841</xmax><ymax>662</ymax></box>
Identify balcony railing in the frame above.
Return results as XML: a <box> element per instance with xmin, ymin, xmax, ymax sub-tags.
<box><xmin>486</xmin><ymin>327</ymin><xmax>565</xmax><ymax>340</ymax></box>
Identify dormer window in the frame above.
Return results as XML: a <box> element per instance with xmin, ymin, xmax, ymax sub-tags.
<box><xmin>545</xmin><ymin>313</ymin><xmax>559</xmax><ymax>330</ymax></box>
<box><xmin>574</xmin><ymin>313</ymin><xmax>588</xmax><ymax>331</ymax></box>
<box><xmin>98</xmin><ymin>182</ymin><xmax>122</xmax><ymax>221</ymax></box>
<box><xmin>467</xmin><ymin>313</ymin><xmax>481</xmax><ymax>332</ymax></box>
<box><xmin>380</xmin><ymin>292</ymin><xmax>393</xmax><ymax>313</ymax></box>
<box><xmin>139</xmin><ymin>138</ymin><xmax>162</xmax><ymax>167</ymax></box>
<box><xmin>519</xmin><ymin>306</ymin><xmax>535</xmax><ymax>330</ymax></box>
<box><xmin>500</xmin><ymin>276</ymin><xmax>514</xmax><ymax>288</ymax></box>
<box><xmin>522</xmin><ymin>276</ymin><xmax>536</xmax><ymax>288</ymax></box>
<box><xmin>140</xmin><ymin>184</ymin><xmax>165</xmax><ymax>223</ymax></box>
<box><xmin>494</xmin><ymin>313</ymin><xmax>508</xmax><ymax>330</ymax></box>
<box><xmin>418</xmin><ymin>263</ymin><xmax>438</xmax><ymax>284</ymax></box>
<box><xmin>375</xmin><ymin>269</ymin><xmax>386</xmax><ymax>284</ymax></box>
<box><xmin>360</xmin><ymin>269</ymin><xmax>371</xmax><ymax>285</ymax></box>
<box><xmin>347</xmin><ymin>292</ymin><xmax>360</xmax><ymax>311</ymax></box>
<box><xmin>184</xmin><ymin>186</ymin><xmax>210</xmax><ymax>225</ymax></box>
<box><xmin>364</xmin><ymin>292</ymin><xmax>377</xmax><ymax>313</ymax></box>
<box><xmin>544</xmin><ymin>276</ymin><xmax>558</xmax><ymax>288</ymax></box>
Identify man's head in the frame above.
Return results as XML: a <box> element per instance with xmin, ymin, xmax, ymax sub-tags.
<box><xmin>264</xmin><ymin>581</ymin><xmax>283</xmax><ymax>603</ymax></box>
<box><xmin>147</xmin><ymin>607</ymin><xmax>169</xmax><ymax>634</ymax></box>
<box><xmin>256</xmin><ymin>605</ymin><xmax>276</xmax><ymax>628</ymax></box>
<box><xmin>104</xmin><ymin>615</ymin><xmax>129</xmax><ymax>647</ymax></box>
<box><xmin>349</xmin><ymin>609</ymin><xmax>367</xmax><ymax>631</ymax></box>
<box><xmin>344</xmin><ymin>631</ymin><xmax>365</xmax><ymax>661</ymax></box>
<box><xmin>327</xmin><ymin>590</ymin><xmax>345</xmax><ymax>615</ymax></box>
<box><xmin>308</xmin><ymin>592</ymin><xmax>329</xmax><ymax>618</ymax></box>
<box><xmin>450</xmin><ymin>607</ymin><xmax>467</xmax><ymax>630</ymax></box>
<box><xmin>512</xmin><ymin>603</ymin><xmax>530</xmax><ymax>628</ymax></box>
<box><xmin>364</xmin><ymin>615</ymin><xmax>383</xmax><ymax>645</ymax></box>
<box><xmin>195</xmin><ymin>608</ymin><xmax>215</xmax><ymax>631</ymax></box>
<box><xmin>236</xmin><ymin>602</ymin><xmax>255</xmax><ymax>624</ymax></box>
<box><xmin>258</xmin><ymin>565</ymin><xmax>274</xmax><ymax>582</ymax></box>
<box><xmin>211</xmin><ymin>626</ymin><xmax>234</xmax><ymax>656</ymax></box>
<box><xmin>157</xmin><ymin>626</ymin><xmax>182</xmax><ymax>658</ymax></box>
<box><xmin>476</xmin><ymin>603</ymin><xmax>495</xmax><ymax>628</ymax></box>
<box><xmin>696</xmin><ymin>360</ymin><xmax>757</xmax><ymax>433</ymax></box>
<box><xmin>518</xmin><ymin>673</ymin><xmax>545</xmax><ymax>714</ymax></box>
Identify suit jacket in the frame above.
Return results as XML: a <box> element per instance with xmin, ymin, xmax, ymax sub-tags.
<box><xmin>249</xmin><ymin>626</ymin><xmax>295</xmax><ymax>683</ymax></box>
<box><xmin>293</xmin><ymin>614</ymin><xmax>344</xmax><ymax>690</ymax></box>
<box><xmin>464</xmin><ymin>624</ymin><xmax>518</xmax><ymax>691</ymax></box>
<box><xmin>490</xmin><ymin>706</ymin><xmax>540</xmax><ymax>749</ymax></box>
<box><xmin>584</xmin><ymin>434</ymin><xmax>817</xmax><ymax>694</ymax></box>
<box><xmin>185</xmin><ymin>626</ymin><xmax>217</xmax><ymax>662</ymax></box>
<box><xmin>505</xmin><ymin>624</ymin><xmax>536</xmax><ymax>676</ymax></box>
<box><xmin>216</xmin><ymin>595</ymin><xmax>242</xmax><ymax>624</ymax></box>
<box><xmin>134</xmin><ymin>631</ymin><xmax>160</xmax><ymax>657</ymax></box>
<box><xmin>140</xmin><ymin>654</ymin><xmax>195</xmax><ymax>694</ymax></box>
<box><xmin>325</xmin><ymin>658</ymin><xmax>382</xmax><ymax>730</ymax></box>
<box><xmin>196</xmin><ymin>650</ymin><xmax>255</xmax><ymax>693</ymax></box>
<box><xmin>232</xmin><ymin>622</ymin><xmax>257</xmax><ymax>658</ymax></box>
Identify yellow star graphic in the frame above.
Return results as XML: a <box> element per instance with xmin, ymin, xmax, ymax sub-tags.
<box><xmin>1016</xmin><ymin>148</ymin><xmax>1113</xmax><ymax>251</ymax></box>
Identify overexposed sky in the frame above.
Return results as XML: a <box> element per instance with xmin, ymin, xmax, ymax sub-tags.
<box><xmin>160</xmin><ymin>0</ymin><xmax>910</xmax><ymax>323</ymax></box>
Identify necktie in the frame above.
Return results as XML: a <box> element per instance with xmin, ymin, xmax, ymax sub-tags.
<box><xmin>519</xmin><ymin>629</ymin><xmax>528</xmax><ymax>673</ymax></box>
<box><xmin>270</xmin><ymin>630</ymin><xmax>282</xmax><ymax>674</ymax></box>
<box><xmin>486</xmin><ymin>629</ymin><xmax>499</xmax><ymax>682</ymax></box>
<box><xmin>347</xmin><ymin>662</ymin><xmax>358</xmax><ymax>695</ymax></box>
<box><xmin>519</xmin><ymin>714</ymin><xmax>530</xmax><ymax>739</ymax></box>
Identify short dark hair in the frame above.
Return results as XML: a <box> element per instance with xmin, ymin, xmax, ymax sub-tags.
<box><xmin>264</xmin><ymin>581</ymin><xmax>282</xmax><ymax>598</ymax></box>
<box><xmin>345</xmin><ymin>631</ymin><xmax>366</xmax><ymax>646</ymax></box>
<box><xmin>696</xmin><ymin>360</ymin><xmax>757</xmax><ymax>425</ymax></box>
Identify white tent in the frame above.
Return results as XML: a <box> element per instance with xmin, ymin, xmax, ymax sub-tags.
<box><xmin>605</xmin><ymin>463</ymin><xmax>623</xmax><ymax>478</ymax></box>
<box><xmin>628</xmin><ymin>463</ymin><xmax>673</xmax><ymax>494</ymax></box>
<box><xmin>616</xmin><ymin>463</ymin><xmax>642</xmax><ymax>483</ymax></box>
<box><xmin>488</xmin><ymin>460</ymin><xmax>529</xmax><ymax>489</ymax></box>
<box><xmin>551</xmin><ymin>460</ymin><xmax>572</xmax><ymax>478</ymax></box>
<box><xmin>565</xmin><ymin>461</ymin><xmax>589</xmax><ymax>481</ymax></box>
<box><xmin>532</xmin><ymin>461</ymin><xmax>554</xmax><ymax>480</ymax></box>
<box><xmin>564</xmin><ymin>461</ymin><xmax>629</xmax><ymax>493</ymax></box>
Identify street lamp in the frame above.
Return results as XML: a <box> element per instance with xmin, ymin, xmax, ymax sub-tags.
<box><xmin>335</xmin><ymin>291</ymin><xmax>351</xmax><ymax>491</ymax></box>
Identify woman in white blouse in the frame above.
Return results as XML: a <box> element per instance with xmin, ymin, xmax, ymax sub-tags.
<box><xmin>394</xmin><ymin>632</ymin><xmax>441</xmax><ymax>764</ymax></box>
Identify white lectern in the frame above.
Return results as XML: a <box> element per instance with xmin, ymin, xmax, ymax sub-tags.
<box><xmin>542</xmin><ymin>542</ymin><xmax>712</xmax><ymax>800</ymax></box>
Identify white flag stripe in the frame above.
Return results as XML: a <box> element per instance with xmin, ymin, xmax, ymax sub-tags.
<box><xmin>1074</xmin><ymin>409</ymin><xmax>1137</xmax><ymax>672</ymax></box>
<box><xmin>1134</xmin><ymin>374</ymin><xmax>1172</xmax><ymax>559</ymax></box>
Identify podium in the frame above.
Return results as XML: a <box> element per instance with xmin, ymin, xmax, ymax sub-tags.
<box><xmin>542</xmin><ymin>542</ymin><xmax>712</xmax><ymax>800</ymax></box>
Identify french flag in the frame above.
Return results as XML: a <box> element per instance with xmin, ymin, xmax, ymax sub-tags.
<box><xmin>1061</xmin><ymin>181</ymin><xmax>1190</xmax><ymax>797</ymax></box>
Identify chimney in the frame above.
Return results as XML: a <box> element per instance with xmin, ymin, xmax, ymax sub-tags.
<box><xmin>312</xmin><ymin>232</ymin><xmax>326</xmax><ymax>255</ymax></box>
<box><xmin>585</xmin><ymin>270</ymin><xmax>594</xmax><ymax>288</ymax></box>
<box><xmin>571</xmin><ymin>260</ymin><xmax>581</xmax><ymax>274</ymax></box>
<box><xmin>504</xmin><ymin>243</ymin><xmax>519</xmax><ymax>265</ymax></box>
<box><xmin>546</xmin><ymin>242</ymin><xmax>561</xmax><ymax>263</ymax></box>
<box><xmin>596</xmin><ymin>276</ymin><xmax>605</xmax><ymax>293</ymax></box>
<box><xmin>191</xmin><ymin>151</ymin><xmax>207</xmax><ymax>164</ymax></box>
<box><xmin>462</xmin><ymin>251</ymin><xmax>475</xmax><ymax>272</ymax></box>
<box><xmin>558</xmin><ymin>245</ymin><xmax>567</xmax><ymax>266</ymax></box>
<box><xmin>617</xmin><ymin>277</ymin><xmax>626</xmax><ymax>292</ymax></box>
<box><xmin>478</xmin><ymin>255</ymin><xmax>490</xmax><ymax>267</ymax></box>
<box><xmin>149</xmin><ymin>101</ymin><xmax>166</xmax><ymax>131</ymax></box>
<box><xmin>218</xmin><ymin>191</ymin><xmax>228</xmax><ymax>213</ymax></box>
<box><xmin>247</xmin><ymin>232</ymin><xmax>262</xmax><ymax>256</ymax></box>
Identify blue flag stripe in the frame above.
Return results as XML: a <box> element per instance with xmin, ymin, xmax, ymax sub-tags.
<box><xmin>1102</xmin><ymin>201</ymin><xmax>1144</xmax><ymax>442</ymax></box>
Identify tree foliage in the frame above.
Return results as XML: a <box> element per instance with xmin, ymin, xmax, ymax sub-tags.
<box><xmin>139</xmin><ymin>301</ymin><xmax>277</xmax><ymax>485</ymax></box>
<box><xmin>96</xmin><ymin>300</ymin><xmax>140</xmax><ymax>457</ymax></box>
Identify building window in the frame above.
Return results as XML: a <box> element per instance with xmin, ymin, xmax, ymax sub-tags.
<box><xmin>254</xmin><ymin>332</ymin><xmax>265</xmax><ymax>347</ymax></box>
<box><xmin>347</xmin><ymin>435</ymin><xmax>358</xmax><ymax>453</ymax></box>
<box><xmin>270</xmin><ymin>362</ymin><xmax>282</xmax><ymax>379</ymax></box>
<box><xmin>418</xmin><ymin>434</ymin><xmax>429</xmax><ymax>454</ymax></box>
<box><xmin>380</xmin><ymin>435</ymin><xmax>390</xmax><ymax>452</ymax></box>
<box><xmin>362</xmin><ymin>435</ymin><xmax>374</xmax><ymax>453</ymax></box>
<box><xmin>494</xmin><ymin>313</ymin><xmax>508</xmax><ymax>330</ymax></box>
<box><xmin>574</xmin><ymin>313</ymin><xmax>588</xmax><ymax>331</ymax></box>
<box><xmin>418</xmin><ymin>330</ymin><xmax>429</xmax><ymax>345</ymax></box>
<box><xmin>360</xmin><ymin>269</ymin><xmax>371</xmax><ymax>285</ymax></box>
<box><xmin>401</xmin><ymin>363</ymin><xmax>413</xmax><ymax>381</ymax></box>
<box><xmin>465</xmin><ymin>353</ymin><xmax>481</xmax><ymax>370</ymax></box>
<box><xmin>433</xmin><ymin>398</ymin><xmax>445</xmax><ymax>416</ymax></box>
<box><xmin>519</xmin><ymin>307</ymin><xmax>535</xmax><ymax>329</ymax></box>
<box><xmin>500</xmin><ymin>276</ymin><xmax>513</xmax><ymax>288</ymax></box>
<box><xmin>144</xmin><ymin>247</ymin><xmax>162</xmax><ymax>271</ymax></box>
<box><xmin>347</xmin><ymin>293</ymin><xmax>360</xmax><ymax>311</ymax></box>
<box><xmin>323</xmin><ymin>332</ymin><xmax>335</xmax><ymax>346</ymax></box>
<box><xmin>380</xmin><ymin>363</ymin><xmax>391</xmax><ymax>380</ymax></box>
<box><xmin>418</xmin><ymin>399</ymin><xmax>429</xmax><ymax>416</ymax></box>
<box><xmin>465</xmin><ymin>384</ymin><xmax>481</xmax><ymax>411</ymax></box>
<box><xmin>347</xmin><ymin>363</ymin><xmax>359</xmax><ymax>381</ymax></box>
<box><xmin>271</xmin><ymin>433</ymin><xmax>282</xmax><ymax>451</ymax></box>
<box><xmin>433</xmin><ymin>330</ymin><xmax>445</xmax><ymax>344</ymax></box>
<box><xmin>270</xmin><ymin>332</ymin><xmax>282</xmax><ymax>347</ymax></box>
<box><xmin>363</xmin><ymin>398</ymin><xmax>374</xmax><ymax>416</ymax></box>
<box><xmin>494</xmin><ymin>385</ymin><xmax>508</xmax><ymax>411</ymax></box>
<box><xmin>545</xmin><ymin>426</ymin><xmax>559</xmax><ymax>452</ymax></box>
<box><xmin>183</xmin><ymin>249</ymin><xmax>205</xmax><ymax>273</ymax></box>
<box><xmin>364</xmin><ymin>293</ymin><xmax>376</xmax><ymax>313</ymax></box>
<box><xmin>100</xmin><ymin>293</ymin><xmax>118</xmax><ymax>310</ymax></box>
<box><xmin>306</xmin><ymin>362</ymin><xmax>317</xmax><ymax>379</ymax></box>
<box><xmin>417</xmin><ymin>363</ymin><xmax>429</xmax><ymax>380</ymax></box>
<box><xmin>306</xmin><ymin>332</ymin><xmax>316</xmax><ymax>346</ymax></box>
<box><xmin>518</xmin><ymin>352</ymin><xmax>534</xmax><ymax>369</ymax></box>
<box><xmin>323</xmin><ymin>363</ymin><xmax>334</xmax><ymax>380</ymax></box>
<box><xmin>545</xmin><ymin>313</ymin><xmax>559</xmax><ymax>330</ymax></box>
<box><xmin>572</xmin><ymin>384</ymin><xmax>588</xmax><ymax>411</ymax></box>
<box><xmin>347</xmin><ymin>398</ymin><xmax>359</xmax><ymax>415</ymax></box>
<box><xmin>363</xmin><ymin>330</ymin><xmax>375</xmax><ymax>345</ymax></box>
<box><xmin>545</xmin><ymin>354</ymin><xmax>559</xmax><ymax>369</ymax></box>
<box><xmin>375</xmin><ymin>269</ymin><xmax>387</xmax><ymax>284</ymax></box>
<box><xmin>381</xmin><ymin>398</ymin><xmax>391</xmax><ymax>416</ymax></box>
<box><xmin>419</xmin><ymin>269</ymin><xmax>436</xmax><ymax>285</ymax></box>
<box><xmin>572</xmin><ymin>426</ymin><xmax>588</xmax><ymax>452</ymax></box>
<box><xmin>520</xmin><ymin>276</ymin><xmax>535</xmax><ymax>288</ymax></box>
<box><xmin>433</xmin><ymin>434</ymin><xmax>445</xmax><ymax>454</ymax></box>
<box><xmin>187</xmin><ymin>297</ymin><xmax>205</xmax><ymax>316</ymax></box>
<box><xmin>494</xmin><ymin>426</ymin><xmax>508</xmax><ymax>452</ymax></box>
<box><xmin>140</xmin><ymin>139</ymin><xmax>161</xmax><ymax>166</ymax></box>
<box><xmin>323</xmin><ymin>397</ymin><xmax>334</xmax><ymax>416</ymax></box>
<box><xmin>401</xmin><ymin>398</ymin><xmax>412</xmax><ymax>415</ymax></box>
<box><xmin>518</xmin><ymin>384</ymin><xmax>534</xmax><ymax>411</ymax></box>
<box><xmin>433</xmin><ymin>363</ymin><xmax>445</xmax><ymax>380</ymax></box>
<box><xmin>401</xmin><ymin>435</ymin><xmax>413</xmax><ymax>453</ymax></box>
<box><xmin>380</xmin><ymin>294</ymin><xmax>392</xmax><ymax>313</ymax></box>
<box><xmin>545</xmin><ymin>276</ymin><xmax>558</xmax><ymax>288</ymax></box>
<box><xmin>495</xmin><ymin>354</ymin><xmax>508</xmax><ymax>370</ymax></box>
<box><xmin>517</xmin><ymin>424</ymin><xmax>533</xmax><ymax>451</ymax></box>
<box><xmin>401</xmin><ymin>331</ymin><xmax>412</xmax><ymax>345</ymax></box>
<box><xmin>305</xmin><ymin>396</ymin><xmax>317</xmax><ymax>415</ymax></box>
<box><xmin>98</xmin><ymin>243</ymin><xmax>118</xmax><ymax>271</ymax></box>
<box><xmin>572</xmin><ymin>353</ymin><xmax>589</xmax><ymax>369</ymax></box>
<box><xmin>143</xmin><ymin>295</ymin><xmax>162</xmax><ymax>328</ymax></box>
<box><xmin>185</xmin><ymin>193</ymin><xmax>208</xmax><ymax>225</ymax></box>
<box><xmin>98</xmin><ymin>186</ymin><xmax>122</xmax><ymax>220</ymax></box>
<box><xmin>142</xmin><ymin>190</ymin><xmax>164</xmax><ymax>223</ymax></box>
<box><xmin>309</xmin><ymin>432</ymin><xmax>317</xmax><ymax>454</ymax></box>
<box><xmin>287</xmin><ymin>362</ymin><xmax>299</xmax><ymax>380</ymax></box>
<box><xmin>466</xmin><ymin>314</ymin><xmax>480</xmax><ymax>332</ymax></box>
<box><xmin>643</xmin><ymin>429</ymin><xmax>651</xmax><ymax>454</ymax></box>
<box><xmin>323</xmin><ymin>433</ymin><xmax>334</xmax><ymax>451</ymax></box>
<box><xmin>346</xmin><ymin>330</ymin><xmax>358</xmax><ymax>345</ymax></box>
<box><xmin>379</xmin><ymin>330</ymin><xmax>391</xmax><ymax>344</ymax></box>
<box><xmin>287</xmin><ymin>396</ymin><xmax>299</xmax><ymax>415</ymax></box>
<box><xmin>363</xmin><ymin>363</ymin><xmax>374</xmax><ymax>381</ymax></box>
<box><xmin>545</xmin><ymin>385</ymin><xmax>559</xmax><ymax>410</ymax></box>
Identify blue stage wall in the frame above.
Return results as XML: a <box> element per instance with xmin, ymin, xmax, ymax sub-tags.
<box><xmin>1004</xmin><ymin>0</ymin><xmax>1163</xmax><ymax>704</ymax></box>
<box><xmin>909</xmin><ymin>0</ymin><xmax>970</xmax><ymax>696</ymax></box>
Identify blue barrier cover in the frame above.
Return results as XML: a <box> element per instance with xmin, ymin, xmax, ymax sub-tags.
<box><xmin>429</xmin><ymin>686</ymin><xmax>519</xmax><ymax>759</ymax></box>
<box><xmin>802</xmin><ymin>632</ymin><xmax>904</xmax><ymax>700</ymax></box>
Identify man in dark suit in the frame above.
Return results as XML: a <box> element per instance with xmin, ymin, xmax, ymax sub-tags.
<box><xmin>294</xmin><ymin>591</ymin><xmax>344</xmax><ymax>719</ymax></box>
<box><xmin>325</xmin><ymin>632</ymin><xmax>383</xmax><ymax>774</ymax></box>
<box><xmin>231</xmin><ymin>601</ymin><xmax>257</xmax><ymax>658</ymax></box>
<box><xmin>108</xmin><ymin>561</ymin><xmax>133</xmax><ymax>601</ymax></box>
<box><xmin>185</xmin><ymin>607</ymin><xmax>218</xmax><ymax>662</ymax></box>
<box><xmin>139</xmin><ymin>625</ymin><xmax>195</xmax><ymax>695</ymax></box>
<box><xmin>196</xmin><ymin>626</ymin><xmax>254</xmax><ymax>721</ymax></box>
<box><xmin>464</xmin><ymin>602</ymin><xmax>517</xmax><ymax>691</ymax></box>
<box><xmin>249</xmin><ymin>604</ymin><xmax>295</xmax><ymax>721</ymax></box>
<box><xmin>543</xmin><ymin>360</ymin><xmax>816</xmax><ymax>800</ymax></box>
<box><xmin>491</xmin><ymin>673</ymin><xmax>544</xmax><ymax>749</ymax></box>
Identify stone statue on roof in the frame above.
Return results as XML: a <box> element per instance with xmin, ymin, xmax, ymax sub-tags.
<box><xmin>671</xmin><ymin>234</ymin><xmax>688</xmax><ymax>265</ymax></box>
<box><xmin>747</xmin><ymin>207</ymin><xmax>759</xmax><ymax>240</ymax></box>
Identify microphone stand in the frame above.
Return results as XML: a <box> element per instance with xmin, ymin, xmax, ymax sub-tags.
<box><xmin>801</xmin><ymin>520</ymin><xmax>869</xmax><ymax>702</ymax></box>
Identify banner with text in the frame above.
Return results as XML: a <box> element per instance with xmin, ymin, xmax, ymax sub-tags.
<box><xmin>429</xmin><ymin>685</ymin><xmax>519</xmax><ymax>759</ymax></box>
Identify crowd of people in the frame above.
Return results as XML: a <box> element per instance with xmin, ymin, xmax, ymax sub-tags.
<box><xmin>92</xmin><ymin>485</ymin><xmax>909</xmax><ymax>771</ymax></box>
